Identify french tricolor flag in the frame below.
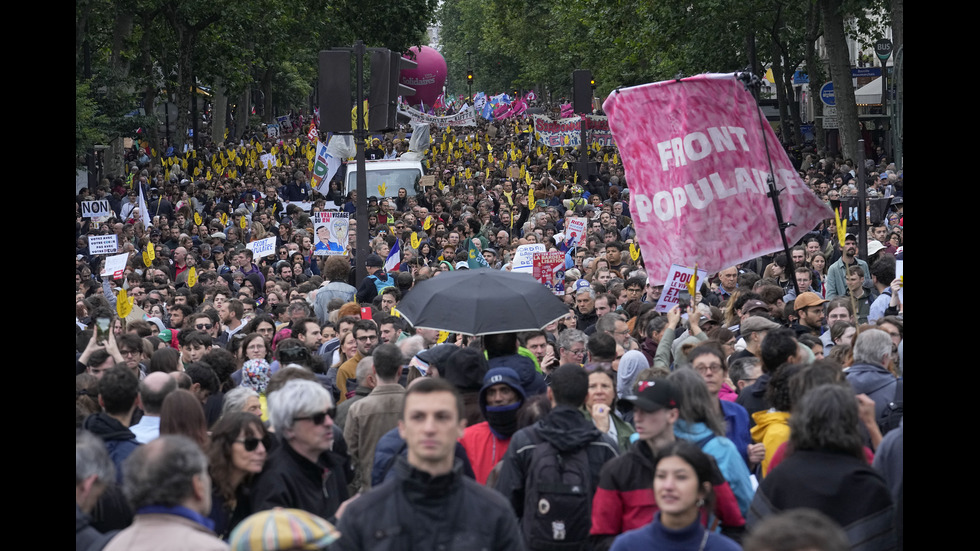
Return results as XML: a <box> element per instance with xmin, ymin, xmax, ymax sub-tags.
<box><xmin>385</xmin><ymin>239</ymin><xmax>401</xmax><ymax>273</ymax></box>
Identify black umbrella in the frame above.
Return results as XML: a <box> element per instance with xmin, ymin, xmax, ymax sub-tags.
<box><xmin>394</xmin><ymin>269</ymin><xmax>569</xmax><ymax>336</ymax></box>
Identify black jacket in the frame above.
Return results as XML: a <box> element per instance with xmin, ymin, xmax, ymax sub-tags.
<box><xmin>250</xmin><ymin>439</ymin><xmax>350</xmax><ymax>520</ymax></box>
<box><xmin>336</xmin><ymin>457</ymin><xmax>526</xmax><ymax>551</ymax></box>
<box><xmin>736</xmin><ymin>373</ymin><xmax>771</xmax><ymax>426</ymax></box>
<box><xmin>492</xmin><ymin>405</ymin><xmax>619</xmax><ymax>518</ymax></box>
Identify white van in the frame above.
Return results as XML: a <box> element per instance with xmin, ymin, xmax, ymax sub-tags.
<box><xmin>343</xmin><ymin>159</ymin><xmax>424</xmax><ymax>199</ymax></box>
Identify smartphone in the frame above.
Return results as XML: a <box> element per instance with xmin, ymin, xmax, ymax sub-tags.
<box><xmin>95</xmin><ymin>317</ymin><xmax>111</xmax><ymax>344</ymax></box>
<box><xmin>677</xmin><ymin>291</ymin><xmax>692</xmax><ymax>312</ymax></box>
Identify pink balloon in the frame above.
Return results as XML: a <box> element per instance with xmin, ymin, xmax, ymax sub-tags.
<box><xmin>400</xmin><ymin>46</ymin><xmax>447</xmax><ymax>108</ymax></box>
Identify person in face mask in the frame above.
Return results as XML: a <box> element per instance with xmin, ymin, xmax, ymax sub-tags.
<box><xmin>458</xmin><ymin>367</ymin><xmax>526</xmax><ymax>485</ymax></box>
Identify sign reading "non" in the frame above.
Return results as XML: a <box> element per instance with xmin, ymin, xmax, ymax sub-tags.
<box><xmin>81</xmin><ymin>200</ymin><xmax>112</xmax><ymax>218</ymax></box>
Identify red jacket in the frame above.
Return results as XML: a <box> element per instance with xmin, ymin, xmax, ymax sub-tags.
<box><xmin>590</xmin><ymin>440</ymin><xmax>744</xmax><ymax>551</ymax></box>
<box><xmin>459</xmin><ymin>421</ymin><xmax>510</xmax><ymax>486</ymax></box>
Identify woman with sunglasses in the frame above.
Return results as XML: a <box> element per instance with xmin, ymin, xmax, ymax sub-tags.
<box><xmin>208</xmin><ymin>412</ymin><xmax>269</xmax><ymax>539</ymax></box>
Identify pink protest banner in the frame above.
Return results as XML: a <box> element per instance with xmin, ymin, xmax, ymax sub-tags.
<box><xmin>603</xmin><ymin>74</ymin><xmax>831</xmax><ymax>284</ymax></box>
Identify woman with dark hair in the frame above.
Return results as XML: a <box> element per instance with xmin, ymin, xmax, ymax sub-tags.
<box><xmin>667</xmin><ymin>368</ymin><xmax>754</xmax><ymax>517</ymax></box>
<box><xmin>610</xmin><ymin>441</ymin><xmax>741</xmax><ymax>551</ymax></box>
<box><xmin>160</xmin><ymin>389</ymin><xmax>210</xmax><ymax>450</ymax></box>
<box><xmin>244</xmin><ymin>315</ymin><xmax>278</xmax><ymax>347</ymax></box>
<box><xmin>831</xmin><ymin>321</ymin><xmax>857</xmax><ymax>348</ymax></box>
<box><xmin>149</xmin><ymin>347</ymin><xmax>182</xmax><ymax>373</ymax></box>
<box><xmin>748</xmin><ymin>384</ymin><xmax>896</xmax><ymax>550</ymax></box>
<box><xmin>207</xmin><ymin>412</ymin><xmax>269</xmax><ymax>539</ymax></box>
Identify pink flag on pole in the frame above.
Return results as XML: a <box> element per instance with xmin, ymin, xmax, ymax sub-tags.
<box><xmin>603</xmin><ymin>73</ymin><xmax>831</xmax><ymax>284</ymax></box>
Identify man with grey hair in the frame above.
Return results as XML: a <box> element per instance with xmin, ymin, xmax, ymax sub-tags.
<box><xmin>574</xmin><ymin>286</ymin><xmax>598</xmax><ymax>332</ymax></box>
<box><xmin>76</xmin><ymin>430</ymin><xmax>117</xmax><ymax>550</ymax></box>
<box><xmin>558</xmin><ymin>328</ymin><xmax>588</xmax><ymax>366</ymax></box>
<box><xmin>129</xmin><ymin>372</ymin><xmax>177</xmax><ymax>444</ymax></box>
<box><xmin>105</xmin><ymin>435</ymin><xmax>227</xmax><ymax>551</ymax></box>
<box><xmin>593</xmin><ymin>313</ymin><xmax>630</xmax><ymax>346</ymax></box>
<box><xmin>251</xmin><ymin>379</ymin><xmax>350</xmax><ymax>519</ymax></box>
<box><xmin>846</xmin><ymin>329</ymin><xmax>899</xmax><ymax>420</ymax></box>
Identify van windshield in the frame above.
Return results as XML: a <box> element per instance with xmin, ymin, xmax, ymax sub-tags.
<box><xmin>346</xmin><ymin>167</ymin><xmax>420</xmax><ymax>198</ymax></box>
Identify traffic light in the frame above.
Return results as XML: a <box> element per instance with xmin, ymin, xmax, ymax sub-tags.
<box><xmin>590</xmin><ymin>77</ymin><xmax>596</xmax><ymax>89</ymax></box>
<box><xmin>572</xmin><ymin>69</ymin><xmax>593</xmax><ymax>114</ymax></box>
<box><xmin>319</xmin><ymin>50</ymin><xmax>352</xmax><ymax>133</ymax></box>
<box><xmin>369</xmin><ymin>50</ymin><xmax>417</xmax><ymax>132</ymax></box>
<box><xmin>467</xmin><ymin>71</ymin><xmax>474</xmax><ymax>83</ymax></box>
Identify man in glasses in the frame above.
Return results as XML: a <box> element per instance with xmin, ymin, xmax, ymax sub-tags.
<box><xmin>252</xmin><ymin>379</ymin><xmax>350</xmax><ymax>520</ymax></box>
<box><xmin>336</xmin><ymin>320</ymin><xmax>380</xmax><ymax>403</ymax></box>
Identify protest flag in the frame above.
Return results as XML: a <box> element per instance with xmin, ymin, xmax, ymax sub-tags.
<box><xmin>603</xmin><ymin>73</ymin><xmax>831</xmax><ymax>284</ymax></box>
<box><xmin>385</xmin><ymin>239</ymin><xmax>401</xmax><ymax>273</ymax></box>
<box><xmin>468</xmin><ymin>239</ymin><xmax>491</xmax><ymax>269</ymax></box>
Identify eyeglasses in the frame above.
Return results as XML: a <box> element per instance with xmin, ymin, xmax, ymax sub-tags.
<box><xmin>235</xmin><ymin>436</ymin><xmax>268</xmax><ymax>452</ymax></box>
<box><xmin>693</xmin><ymin>363</ymin><xmax>724</xmax><ymax>374</ymax></box>
<box><xmin>195</xmin><ymin>323</ymin><xmax>213</xmax><ymax>330</ymax></box>
<box><xmin>565</xmin><ymin>347</ymin><xmax>586</xmax><ymax>357</ymax></box>
<box><xmin>355</xmin><ymin>335</ymin><xmax>378</xmax><ymax>343</ymax></box>
<box><xmin>294</xmin><ymin>408</ymin><xmax>336</xmax><ymax>425</ymax></box>
<box><xmin>119</xmin><ymin>349</ymin><xmax>140</xmax><ymax>357</ymax></box>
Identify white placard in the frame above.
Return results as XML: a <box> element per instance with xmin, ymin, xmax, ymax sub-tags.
<box><xmin>512</xmin><ymin>243</ymin><xmax>546</xmax><ymax>273</ymax></box>
<box><xmin>654</xmin><ymin>263</ymin><xmax>709</xmax><ymax>313</ymax></box>
<box><xmin>81</xmin><ymin>199</ymin><xmax>111</xmax><ymax>218</ymax></box>
<box><xmin>246</xmin><ymin>236</ymin><xmax>277</xmax><ymax>259</ymax></box>
<box><xmin>88</xmin><ymin>234</ymin><xmax>119</xmax><ymax>255</ymax></box>
<box><xmin>101</xmin><ymin>252</ymin><xmax>130</xmax><ymax>278</ymax></box>
<box><xmin>895</xmin><ymin>258</ymin><xmax>903</xmax><ymax>304</ymax></box>
<box><xmin>563</xmin><ymin>217</ymin><xmax>587</xmax><ymax>248</ymax></box>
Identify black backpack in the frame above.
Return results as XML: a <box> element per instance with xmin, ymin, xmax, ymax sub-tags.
<box><xmin>522</xmin><ymin>437</ymin><xmax>592</xmax><ymax>550</ymax></box>
<box><xmin>879</xmin><ymin>377</ymin><xmax>903</xmax><ymax>435</ymax></box>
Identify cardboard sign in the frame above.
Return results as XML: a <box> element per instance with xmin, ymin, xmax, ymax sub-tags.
<box><xmin>312</xmin><ymin>211</ymin><xmax>350</xmax><ymax>256</ymax></box>
<box><xmin>654</xmin><ymin>263</ymin><xmax>709</xmax><ymax>313</ymax></box>
<box><xmin>88</xmin><ymin>234</ymin><xmax>119</xmax><ymax>255</ymax></box>
<box><xmin>564</xmin><ymin>217</ymin><xmax>587</xmax><ymax>248</ymax></box>
<box><xmin>533</xmin><ymin>251</ymin><xmax>566</xmax><ymax>295</ymax></box>
<box><xmin>81</xmin><ymin>199</ymin><xmax>111</xmax><ymax>218</ymax></box>
<box><xmin>512</xmin><ymin>243</ymin><xmax>546</xmax><ymax>273</ymax></box>
<box><xmin>101</xmin><ymin>252</ymin><xmax>130</xmax><ymax>279</ymax></box>
<box><xmin>247</xmin><ymin>236</ymin><xmax>277</xmax><ymax>259</ymax></box>
<box><xmin>420</xmin><ymin>175</ymin><xmax>436</xmax><ymax>188</ymax></box>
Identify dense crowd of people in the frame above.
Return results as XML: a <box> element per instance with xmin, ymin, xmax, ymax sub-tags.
<box><xmin>76</xmin><ymin>112</ymin><xmax>903</xmax><ymax>551</ymax></box>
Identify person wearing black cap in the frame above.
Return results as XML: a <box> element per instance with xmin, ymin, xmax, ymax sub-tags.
<box><xmin>590</xmin><ymin>379</ymin><xmax>745</xmax><ymax>549</ymax></box>
<box><xmin>355</xmin><ymin>253</ymin><xmax>393</xmax><ymax>304</ymax></box>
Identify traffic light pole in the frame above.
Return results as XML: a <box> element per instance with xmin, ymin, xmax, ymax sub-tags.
<box><xmin>354</xmin><ymin>40</ymin><xmax>369</xmax><ymax>284</ymax></box>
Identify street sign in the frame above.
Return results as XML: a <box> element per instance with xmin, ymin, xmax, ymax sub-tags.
<box><xmin>874</xmin><ymin>39</ymin><xmax>893</xmax><ymax>62</ymax></box>
<box><xmin>820</xmin><ymin>81</ymin><xmax>835</xmax><ymax>107</ymax></box>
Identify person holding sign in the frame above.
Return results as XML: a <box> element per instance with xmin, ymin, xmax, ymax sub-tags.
<box><xmin>315</xmin><ymin>217</ymin><xmax>348</xmax><ymax>254</ymax></box>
